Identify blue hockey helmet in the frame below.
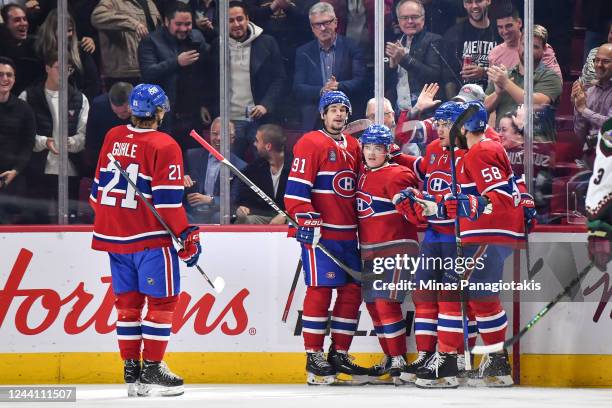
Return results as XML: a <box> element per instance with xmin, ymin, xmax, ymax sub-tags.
<box><xmin>319</xmin><ymin>90</ymin><xmax>352</xmax><ymax>115</ymax></box>
<box><xmin>460</xmin><ymin>101</ymin><xmax>488</xmax><ymax>132</ymax></box>
<box><xmin>129</xmin><ymin>83</ymin><xmax>170</xmax><ymax>118</ymax></box>
<box><xmin>433</xmin><ymin>101</ymin><xmax>462</xmax><ymax>124</ymax></box>
<box><xmin>360</xmin><ymin>124</ymin><xmax>393</xmax><ymax>148</ymax></box>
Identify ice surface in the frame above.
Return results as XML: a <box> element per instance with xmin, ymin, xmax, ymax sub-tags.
<box><xmin>6</xmin><ymin>384</ymin><xmax>611</xmax><ymax>408</ymax></box>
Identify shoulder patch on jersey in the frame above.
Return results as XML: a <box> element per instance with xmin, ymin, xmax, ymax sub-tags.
<box><xmin>328</xmin><ymin>149</ymin><xmax>337</xmax><ymax>162</ymax></box>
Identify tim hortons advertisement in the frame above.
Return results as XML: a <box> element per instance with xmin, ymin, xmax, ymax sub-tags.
<box><xmin>0</xmin><ymin>231</ymin><xmax>610</xmax><ymax>355</ymax></box>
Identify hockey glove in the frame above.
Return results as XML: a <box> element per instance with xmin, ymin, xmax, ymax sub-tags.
<box><xmin>445</xmin><ymin>194</ymin><xmax>491</xmax><ymax>221</ymax></box>
<box><xmin>520</xmin><ymin>193</ymin><xmax>537</xmax><ymax>232</ymax></box>
<box><xmin>178</xmin><ymin>226</ymin><xmax>202</xmax><ymax>267</ymax></box>
<box><xmin>393</xmin><ymin>189</ymin><xmax>422</xmax><ymax>224</ymax></box>
<box><xmin>587</xmin><ymin>220</ymin><xmax>612</xmax><ymax>272</ymax></box>
<box><xmin>388</xmin><ymin>143</ymin><xmax>402</xmax><ymax>160</ymax></box>
<box><xmin>394</xmin><ymin>187</ymin><xmax>446</xmax><ymax>222</ymax></box>
<box><xmin>295</xmin><ymin>212</ymin><xmax>322</xmax><ymax>247</ymax></box>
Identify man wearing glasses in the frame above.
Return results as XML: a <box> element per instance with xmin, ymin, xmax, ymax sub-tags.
<box><xmin>183</xmin><ymin>117</ymin><xmax>246</xmax><ymax>224</ymax></box>
<box><xmin>294</xmin><ymin>2</ymin><xmax>367</xmax><ymax>132</ymax></box>
<box><xmin>385</xmin><ymin>0</ymin><xmax>443</xmax><ymax>118</ymax></box>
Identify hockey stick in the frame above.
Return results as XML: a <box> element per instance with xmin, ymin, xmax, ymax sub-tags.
<box><xmin>525</xmin><ymin>221</ymin><xmax>544</xmax><ymax>279</ymax></box>
<box><xmin>106</xmin><ymin>153</ymin><xmax>226</xmax><ymax>294</ymax></box>
<box><xmin>189</xmin><ymin>130</ymin><xmax>362</xmax><ymax>281</ymax></box>
<box><xmin>281</xmin><ymin>259</ymin><xmax>303</xmax><ymax>323</ymax></box>
<box><xmin>471</xmin><ymin>262</ymin><xmax>594</xmax><ymax>354</ymax></box>
<box><xmin>448</xmin><ymin>104</ymin><xmax>480</xmax><ymax>370</ymax></box>
<box><xmin>344</xmin><ymin>119</ymin><xmax>372</xmax><ymax>135</ymax></box>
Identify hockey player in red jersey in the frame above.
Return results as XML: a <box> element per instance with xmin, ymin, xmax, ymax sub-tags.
<box><xmin>355</xmin><ymin>124</ymin><xmax>419</xmax><ymax>384</ymax></box>
<box><xmin>284</xmin><ymin>91</ymin><xmax>370</xmax><ymax>385</ymax></box>
<box><xmin>393</xmin><ymin>102</ymin><xmax>478</xmax><ymax>385</ymax></box>
<box><xmin>401</xmin><ymin>101</ymin><xmax>527</xmax><ymax>388</ymax></box>
<box><xmin>90</xmin><ymin>84</ymin><xmax>201</xmax><ymax>397</ymax></box>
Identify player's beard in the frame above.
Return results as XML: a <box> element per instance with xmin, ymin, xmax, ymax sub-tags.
<box><xmin>325</xmin><ymin>119</ymin><xmax>346</xmax><ymax>136</ymax></box>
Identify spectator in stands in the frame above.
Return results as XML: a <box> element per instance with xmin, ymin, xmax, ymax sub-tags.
<box><xmin>385</xmin><ymin>0</ymin><xmax>443</xmax><ymax>115</ymax></box>
<box><xmin>0</xmin><ymin>4</ymin><xmax>44</xmax><ymax>95</ymax></box>
<box><xmin>184</xmin><ymin>117</ymin><xmax>246</xmax><ymax>224</ymax></box>
<box><xmin>84</xmin><ymin>82</ymin><xmax>133</xmax><ymax>176</ymax></box>
<box><xmin>498</xmin><ymin>105</ymin><xmax>553</xmax><ymax>222</ymax></box>
<box><xmin>489</xmin><ymin>10</ymin><xmax>562</xmax><ymax>80</ymax></box>
<box><xmin>365</xmin><ymin>97</ymin><xmax>395</xmax><ymax>129</ymax></box>
<box><xmin>24</xmin><ymin>1</ymin><xmax>100</xmax><ymax>61</ymax></box>
<box><xmin>0</xmin><ymin>56</ymin><xmax>36</xmax><ymax>224</ymax></box>
<box><xmin>212</xmin><ymin>1</ymin><xmax>286</xmax><ymax>160</ymax></box>
<box><xmin>581</xmin><ymin>21</ymin><xmax>612</xmax><ymax>89</ymax></box>
<box><xmin>293</xmin><ymin>2</ymin><xmax>367</xmax><ymax>132</ymax></box>
<box><xmin>91</xmin><ymin>0</ymin><xmax>161</xmax><ymax>89</ymax></box>
<box><xmin>485</xmin><ymin>28</ymin><xmax>562</xmax><ymax>141</ymax></box>
<box><xmin>573</xmin><ymin>43</ymin><xmax>612</xmax><ymax>152</ymax></box>
<box><xmin>236</xmin><ymin>124</ymin><xmax>289</xmax><ymax>224</ymax></box>
<box><xmin>191</xmin><ymin>0</ymin><xmax>219</xmax><ymax>42</ymax></box>
<box><xmin>20</xmin><ymin>52</ymin><xmax>89</xmax><ymax>223</ymax></box>
<box><xmin>442</xmin><ymin>0</ymin><xmax>500</xmax><ymax>99</ymax></box>
<box><xmin>138</xmin><ymin>1</ymin><xmax>212</xmax><ymax>151</ymax></box>
<box><xmin>35</xmin><ymin>9</ymin><xmax>100</xmax><ymax>101</ymax></box>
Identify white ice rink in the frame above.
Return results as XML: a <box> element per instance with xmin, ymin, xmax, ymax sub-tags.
<box><xmin>4</xmin><ymin>384</ymin><xmax>611</xmax><ymax>408</ymax></box>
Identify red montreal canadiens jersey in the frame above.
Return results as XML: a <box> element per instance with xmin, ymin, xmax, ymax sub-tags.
<box><xmin>457</xmin><ymin>138</ymin><xmax>525</xmax><ymax>245</ymax></box>
<box><xmin>90</xmin><ymin>125</ymin><xmax>189</xmax><ymax>253</ymax></box>
<box><xmin>412</xmin><ymin>139</ymin><xmax>466</xmax><ymax>235</ymax></box>
<box><xmin>357</xmin><ymin>163</ymin><xmax>419</xmax><ymax>259</ymax></box>
<box><xmin>284</xmin><ymin>130</ymin><xmax>361</xmax><ymax>240</ymax></box>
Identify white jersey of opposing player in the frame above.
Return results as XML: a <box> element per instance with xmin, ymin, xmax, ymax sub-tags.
<box><xmin>586</xmin><ymin>119</ymin><xmax>612</xmax><ymax>220</ymax></box>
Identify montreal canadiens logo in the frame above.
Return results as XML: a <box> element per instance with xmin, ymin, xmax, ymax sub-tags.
<box><xmin>356</xmin><ymin>191</ymin><xmax>375</xmax><ymax>218</ymax></box>
<box><xmin>427</xmin><ymin>171</ymin><xmax>458</xmax><ymax>195</ymax></box>
<box><xmin>332</xmin><ymin>170</ymin><xmax>356</xmax><ymax>198</ymax></box>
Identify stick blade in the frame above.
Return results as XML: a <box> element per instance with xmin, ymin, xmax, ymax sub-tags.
<box><xmin>528</xmin><ymin>257</ymin><xmax>544</xmax><ymax>280</ymax></box>
<box><xmin>212</xmin><ymin>276</ymin><xmax>226</xmax><ymax>294</ymax></box>
<box><xmin>345</xmin><ymin>119</ymin><xmax>373</xmax><ymax>135</ymax></box>
<box><xmin>471</xmin><ymin>342</ymin><xmax>504</xmax><ymax>355</ymax></box>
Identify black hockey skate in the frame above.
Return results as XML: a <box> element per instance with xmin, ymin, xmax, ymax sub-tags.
<box><xmin>137</xmin><ymin>360</ymin><xmax>184</xmax><ymax>396</ymax></box>
<box><xmin>400</xmin><ymin>350</ymin><xmax>434</xmax><ymax>384</ymax></box>
<box><xmin>306</xmin><ymin>352</ymin><xmax>336</xmax><ymax>385</ymax></box>
<box><xmin>368</xmin><ymin>355</ymin><xmax>408</xmax><ymax>385</ymax></box>
<box><xmin>327</xmin><ymin>346</ymin><xmax>370</xmax><ymax>385</ymax></box>
<box><xmin>415</xmin><ymin>352</ymin><xmax>459</xmax><ymax>389</ymax></box>
<box><xmin>124</xmin><ymin>359</ymin><xmax>141</xmax><ymax>397</ymax></box>
<box><xmin>367</xmin><ymin>355</ymin><xmax>391</xmax><ymax>384</ymax></box>
<box><xmin>468</xmin><ymin>352</ymin><xmax>513</xmax><ymax>387</ymax></box>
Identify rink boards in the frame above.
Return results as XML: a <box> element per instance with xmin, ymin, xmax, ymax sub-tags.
<box><xmin>0</xmin><ymin>227</ymin><xmax>610</xmax><ymax>387</ymax></box>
